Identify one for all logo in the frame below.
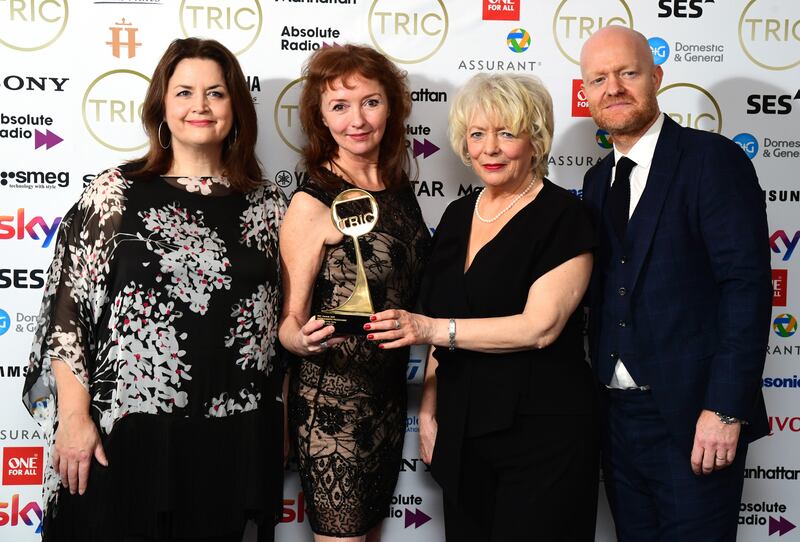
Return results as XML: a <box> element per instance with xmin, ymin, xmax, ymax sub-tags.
<box><xmin>738</xmin><ymin>0</ymin><xmax>800</xmax><ymax>71</ymax></box>
<box><xmin>82</xmin><ymin>70</ymin><xmax>150</xmax><ymax>152</ymax></box>
<box><xmin>0</xmin><ymin>0</ymin><xmax>68</xmax><ymax>51</ymax></box>
<box><xmin>179</xmin><ymin>0</ymin><xmax>262</xmax><ymax>56</ymax></box>
<box><xmin>2</xmin><ymin>447</ymin><xmax>43</xmax><ymax>485</ymax></box>
<box><xmin>368</xmin><ymin>0</ymin><xmax>448</xmax><ymax>64</ymax></box>
<box><xmin>552</xmin><ymin>0</ymin><xmax>632</xmax><ymax>65</ymax></box>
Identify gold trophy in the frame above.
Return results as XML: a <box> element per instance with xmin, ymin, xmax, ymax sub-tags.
<box><xmin>317</xmin><ymin>188</ymin><xmax>379</xmax><ymax>335</ymax></box>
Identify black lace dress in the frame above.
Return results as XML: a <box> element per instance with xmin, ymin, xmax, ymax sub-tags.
<box><xmin>288</xmin><ymin>170</ymin><xmax>430</xmax><ymax>537</ymax></box>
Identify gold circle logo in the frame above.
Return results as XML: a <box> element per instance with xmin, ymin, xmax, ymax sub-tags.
<box><xmin>552</xmin><ymin>0</ymin><xmax>633</xmax><ymax>65</ymax></box>
<box><xmin>82</xmin><ymin>70</ymin><xmax>151</xmax><ymax>152</ymax></box>
<box><xmin>657</xmin><ymin>83</ymin><xmax>722</xmax><ymax>134</ymax></box>
<box><xmin>179</xmin><ymin>0</ymin><xmax>263</xmax><ymax>56</ymax></box>
<box><xmin>274</xmin><ymin>77</ymin><xmax>306</xmax><ymax>154</ymax></box>
<box><xmin>0</xmin><ymin>0</ymin><xmax>69</xmax><ymax>52</ymax></box>
<box><xmin>368</xmin><ymin>0</ymin><xmax>448</xmax><ymax>64</ymax></box>
<box><xmin>738</xmin><ymin>0</ymin><xmax>800</xmax><ymax>71</ymax></box>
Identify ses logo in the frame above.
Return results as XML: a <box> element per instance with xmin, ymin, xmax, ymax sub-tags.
<box><xmin>483</xmin><ymin>0</ymin><xmax>519</xmax><ymax>21</ymax></box>
<box><xmin>658</xmin><ymin>0</ymin><xmax>715</xmax><ymax>18</ymax></box>
<box><xmin>658</xmin><ymin>83</ymin><xmax>722</xmax><ymax>133</ymax></box>
<box><xmin>773</xmin><ymin>269</ymin><xmax>787</xmax><ymax>307</ymax></box>
<box><xmin>82</xmin><ymin>70</ymin><xmax>149</xmax><ymax>152</ymax></box>
<box><xmin>773</xmin><ymin>313</ymin><xmax>797</xmax><ymax>338</ymax></box>
<box><xmin>738</xmin><ymin>0</ymin><xmax>800</xmax><ymax>71</ymax></box>
<box><xmin>0</xmin><ymin>0</ymin><xmax>68</xmax><ymax>52</ymax></box>
<box><xmin>572</xmin><ymin>79</ymin><xmax>591</xmax><ymax>117</ymax></box>
<box><xmin>179</xmin><ymin>0</ymin><xmax>262</xmax><ymax>56</ymax></box>
<box><xmin>0</xmin><ymin>269</ymin><xmax>45</xmax><ymax>289</ymax></box>
<box><xmin>770</xmin><ymin>230</ymin><xmax>800</xmax><ymax>261</ymax></box>
<box><xmin>739</xmin><ymin>501</ymin><xmax>796</xmax><ymax>536</ymax></box>
<box><xmin>648</xmin><ymin>37</ymin><xmax>670</xmax><ymax>65</ymax></box>
<box><xmin>368</xmin><ymin>0</ymin><xmax>448</xmax><ymax>65</ymax></box>
<box><xmin>732</xmin><ymin>133</ymin><xmax>758</xmax><ymax>159</ymax></box>
<box><xmin>746</xmin><ymin>90</ymin><xmax>800</xmax><ymax>115</ymax></box>
<box><xmin>0</xmin><ymin>209</ymin><xmax>62</xmax><ymax>248</ymax></box>
<box><xmin>553</xmin><ymin>0</ymin><xmax>633</xmax><ymax>65</ymax></box>
<box><xmin>2</xmin><ymin>447</ymin><xmax>43</xmax><ymax>485</ymax></box>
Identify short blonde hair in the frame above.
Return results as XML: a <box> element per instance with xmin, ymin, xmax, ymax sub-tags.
<box><xmin>449</xmin><ymin>73</ymin><xmax>554</xmax><ymax>179</ymax></box>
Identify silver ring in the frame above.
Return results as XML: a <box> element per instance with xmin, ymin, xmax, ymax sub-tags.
<box><xmin>320</xmin><ymin>340</ymin><xmax>329</xmax><ymax>349</ymax></box>
<box><xmin>394</xmin><ymin>319</ymin><xmax>401</xmax><ymax>330</ymax></box>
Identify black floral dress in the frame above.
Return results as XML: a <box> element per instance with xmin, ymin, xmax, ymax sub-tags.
<box><xmin>288</xmin><ymin>170</ymin><xmax>430</xmax><ymax>537</ymax></box>
<box><xmin>22</xmin><ymin>165</ymin><xmax>286</xmax><ymax>541</ymax></box>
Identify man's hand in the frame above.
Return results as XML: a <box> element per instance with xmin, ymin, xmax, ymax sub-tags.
<box><xmin>690</xmin><ymin>409</ymin><xmax>741</xmax><ymax>475</ymax></box>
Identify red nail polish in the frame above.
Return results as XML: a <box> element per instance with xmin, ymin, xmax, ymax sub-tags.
<box><xmin>370</xmin><ymin>315</ymin><xmax>377</xmax><ymax>321</ymax></box>
<box><xmin>367</xmin><ymin>334</ymin><xmax>374</xmax><ymax>340</ymax></box>
<box><xmin>364</xmin><ymin>323</ymin><xmax>371</xmax><ymax>330</ymax></box>
<box><xmin>378</xmin><ymin>343</ymin><xmax>385</xmax><ymax>349</ymax></box>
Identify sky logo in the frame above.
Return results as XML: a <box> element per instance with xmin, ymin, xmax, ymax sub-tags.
<box><xmin>770</xmin><ymin>230</ymin><xmax>800</xmax><ymax>261</ymax></box>
<box><xmin>648</xmin><ymin>37</ymin><xmax>670</xmax><ymax>65</ymax></box>
<box><xmin>0</xmin><ymin>209</ymin><xmax>61</xmax><ymax>248</ymax></box>
<box><xmin>0</xmin><ymin>309</ymin><xmax>9</xmax><ymax>337</ymax></box>
<box><xmin>0</xmin><ymin>494</ymin><xmax>43</xmax><ymax>533</ymax></box>
<box><xmin>733</xmin><ymin>133</ymin><xmax>759</xmax><ymax>159</ymax></box>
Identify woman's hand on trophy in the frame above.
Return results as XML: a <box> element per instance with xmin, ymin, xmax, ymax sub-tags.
<box><xmin>365</xmin><ymin>309</ymin><xmax>435</xmax><ymax>348</ymax></box>
<box><xmin>300</xmin><ymin>317</ymin><xmax>344</xmax><ymax>355</ymax></box>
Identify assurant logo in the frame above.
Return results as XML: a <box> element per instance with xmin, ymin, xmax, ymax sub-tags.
<box><xmin>595</xmin><ymin>129</ymin><xmax>613</xmax><ymax>149</ymax></box>
<box><xmin>738</xmin><ymin>0</ymin><xmax>800</xmax><ymax>71</ymax></box>
<box><xmin>368</xmin><ymin>0</ymin><xmax>448</xmax><ymax>64</ymax></box>
<box><xmin>552</xmin><ymin>0</ymin><xmax>632</xmax><ymax>65</ymax></box>
<box><xmin>507</xmin><ymin>28</ymin><xmax>531</xmax><ymax>52</ymax></box>
<box><xmin>0</xmin><ymin>0</ymin><xmax>69</xmax><ymax>51</ymax></box>
<box><xmin>773</xmin><ymin>313</ymin><xmax>798</xmax><ymax>338</ymax></box>
<box><xmin>179</xmin><ymin>0</ymin><xmax>262</xmax><ymax>56</ymax></box>
<box><xmin>657</xmin><ymin>83</ymin><xmax>722</xmax><ymax>133</ymax></box>
<box><xmin>82</xmin><ymin>70</ymin><xmax>150</xmax><ymax>152</ymax></box>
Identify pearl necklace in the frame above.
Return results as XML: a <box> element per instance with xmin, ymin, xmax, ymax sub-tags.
<box><xmin>474</xmin><ymin>176</ymin><xmax>538</xmax><ymax>223</ymax></box>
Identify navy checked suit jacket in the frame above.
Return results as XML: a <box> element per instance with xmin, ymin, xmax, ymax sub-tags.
<box><xmin>582</xmin><ymin>114</ymin><xmax>772</xmax><ymax>453</ymax></box>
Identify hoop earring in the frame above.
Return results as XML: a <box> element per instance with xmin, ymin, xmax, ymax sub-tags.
<box><xmin>158</xmin><ymin>121</ymin><xmax>171</xmax><ymax>149</ymax></box>
<box><xmin>228</xmin><ymin>124</ymin><xmax>239</xmax><ymax>147</ymax></box>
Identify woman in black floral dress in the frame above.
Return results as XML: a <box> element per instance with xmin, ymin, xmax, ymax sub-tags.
<box><xmin>278</xmin><ymin>45</ymin><xmax>430</xmax><ymax>542</ymax></box>
<box><xmin>22</xmin><ymin>38</ymin><xmax>285</xmax><ymax>542</ymax></box>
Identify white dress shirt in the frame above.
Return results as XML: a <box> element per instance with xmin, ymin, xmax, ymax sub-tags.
<box><xmin>608</xmin><ymin>113</ymin><xmax>665</xmax><ymax>389</ymax></box>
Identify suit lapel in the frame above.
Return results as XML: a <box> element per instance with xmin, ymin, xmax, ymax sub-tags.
<box><xmin>626</xmin><ymin>115</ymin><xmax>683</xmax><ymax>293</ymax></box>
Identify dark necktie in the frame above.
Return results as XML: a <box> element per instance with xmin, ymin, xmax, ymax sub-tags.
<box><xmin>608</xmin><ymin>156</ymin><xmax>636</xmax><ymax>240</ymax></box>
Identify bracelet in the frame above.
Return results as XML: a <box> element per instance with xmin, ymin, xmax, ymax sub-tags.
<box><xmin>715</xmin><ymin>411</ymin><xmax>740</xmax><ymax>425</ymax></box>
<box><xmin>448</xmin><ymin>318</ymin><xmax>456</xmax><ymax>351</ymax></box>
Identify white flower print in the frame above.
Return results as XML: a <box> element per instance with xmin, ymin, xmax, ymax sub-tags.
<box><xmin>140</xmin><ymin>203</ymin><xmax>232</xmax><ymax>314</ymax></box>
<box><xmin>176</xmin><ymin>176</ymin><xmax>230</xmax><ymax>195</ymax></box>
<box><xmin>240</xmin><ymin>184</ymin><xmax>285</xmax><ymax>257</ymax></box>
<box><xmin>224</xmin><ymin>284</ymin><xmax>280</xmax><ymax>373</ymax></box>
<box><xmin>79</xmin><ymin>168</ymin><xmax>130</xmax><ymax>227</ymax></box>
<box><xmin>206</xmin><ymin>385</ymin><xmax>261</xmax><ymax>418</ymax></box>
<box><xmin>98</xmin><ymin>283</ymin><xmax>191</xmax><ymax>433</ymax></box>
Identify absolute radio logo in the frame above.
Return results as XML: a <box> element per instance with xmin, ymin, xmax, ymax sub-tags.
<box><xmin>657</xmin><ymin>83</ymin><xmax>722</xmax><ymax>133</ymax></box>
<box><xmin>368</xmin><ymin>0</ymin><xmax>448</xmax><ymax>64</ymax></box>
<box><xmin>738</xmin><ymin>0</ymin><xmax>800</xmax><ymax>71</ymax></box>
<box><xmin>274</xmin><ymin>77</ymin><xmax>305</xmax><ymax>153</ymax></box>
<box><xmin>0</xmin><ymin>112</ymin><xmax>63</xmax><ymax>150</ymax></box>
<box><xmin>552</xmin><ymin>0</ymin><xmax>633</xmax><ymax>65</ymax></box>
<box><xmin>572</xmin><ymin>79</ymin><xmax>590</xmax><ymax>117</ymax></box>
<box><xmin>739</xmin><ymin>500</ymin><xmax>796</xmax><ymax>536</ymax></box>
<box><xmin>179</xmin><ymin>0</ymin><xmax>263</xmax><ymax>56</ymax></box>
<box><xmin>773</xmin><ymin>270</ymin><xmax>788</xmax><ymax>307</ymax></box>
<box><xmin>387</xmin><ymin>493</ymin><xmax>431</xmax><ymax>529</ymax></box>
<box><xmin>0</xmin><ymin>0</ymin><xmax>68</xmax><ymax>51</ymax></box>
<box><xmin>483</xmin><ymin>0</ymin><xmax>519</xmax><ymax>21</ymax></box>
<box><xmin>0</xmin><ymin>209</ymin><xmax>62</xmax><ymax>248</ymax></box>
<box><xmin>2</xmin><ymin>447</ymin><xmax>43</xmax><ymax>485</ymax></box>
<box><xmin>82</xmin><ymin>70</ymin><xmax>150</xmax><ymax>151</ymax></box>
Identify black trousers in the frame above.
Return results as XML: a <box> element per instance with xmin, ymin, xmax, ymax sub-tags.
<box><xmin>443</xmin><ymin>412</ymin><xmax>599</xmax><ymax>542</ymax></box>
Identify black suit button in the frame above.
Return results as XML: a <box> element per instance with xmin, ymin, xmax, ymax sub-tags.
<box><xmin>610</xmin><ymin>352</ymin><xmax>619</xmax><ymax>359</ymax></box>
<box><xmin>618</xmin><ymin>320</ymin><xmax>627</xmax><ymax>328</ymax></box>
<box><xmin>620</xmin><ymin>257</ymin><xmax>627</xmax><ymax>264</ymax></box>
<box><xmin>618</xmin><ymin>287</ymin><xmax>627</xmax><ymax>296</ymax></box>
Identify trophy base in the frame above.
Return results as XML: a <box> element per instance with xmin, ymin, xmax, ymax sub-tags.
<box><xmin>316</xmin><ymin>311</ymin><xmax>371</xmax><ymax>336</ymax></box>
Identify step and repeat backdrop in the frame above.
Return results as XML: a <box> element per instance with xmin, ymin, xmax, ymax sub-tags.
<box><xmin>1</xmin><ymin>0</ymin><xmax>798</xmax><ymax>540</ymax></box>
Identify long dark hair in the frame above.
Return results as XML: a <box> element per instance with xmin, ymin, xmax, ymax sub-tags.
<box><xmin>299</xmin><ymin>44</ymin><xmax>413</xmax><ymax>190</ymax></box>
<box><xmin>128</xmin><ymin>37</ymin><xmax>261</xmax><ymax>192</ymax></box>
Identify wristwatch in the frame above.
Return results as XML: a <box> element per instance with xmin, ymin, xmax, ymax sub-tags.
<box><xmin>715</xmin><ymin>412</ymin><xmax>740</xmax><ymax>425</ymax></box>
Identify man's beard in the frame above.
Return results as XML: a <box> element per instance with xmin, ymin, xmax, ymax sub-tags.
<box><xmin>593</xmin><ymin>95</ymin><xmax>659</xmax><ymax>137</ymax></box>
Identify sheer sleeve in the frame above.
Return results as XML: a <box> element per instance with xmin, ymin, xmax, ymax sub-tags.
<box><xmin>23</xmin><ymin>167</ymin><xmax>129</xmax><ymax>424</ymax></box>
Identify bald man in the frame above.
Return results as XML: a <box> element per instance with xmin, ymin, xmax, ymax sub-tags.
<box><xmin>580</xmin><ymin>26</ymin><xmax>771</xmax><ymax>541</ymax></box>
